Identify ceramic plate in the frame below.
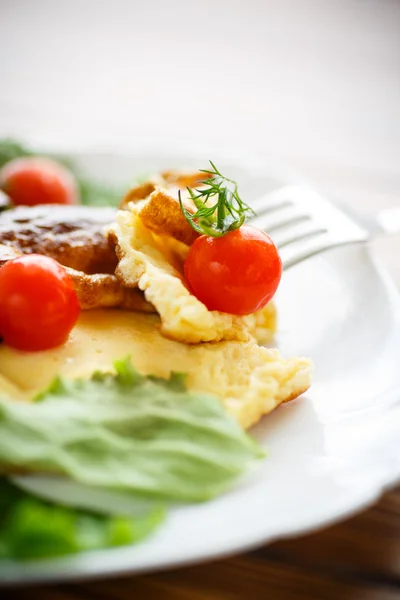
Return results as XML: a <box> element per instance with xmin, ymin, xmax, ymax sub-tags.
<box><xmin>1</xmin><ymin>141</ymin><xmax>400</xmax><ymax>585</ymax></box>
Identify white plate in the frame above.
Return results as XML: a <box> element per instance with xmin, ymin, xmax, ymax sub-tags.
<box><xmin>1</xmin><ymin>142</ymin><xmax>400</xmax><ymax>585</ymax></box>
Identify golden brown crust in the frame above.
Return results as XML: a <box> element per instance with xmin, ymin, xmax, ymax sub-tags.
<box><xmin>0</xmin><ymin>205</ymin><xmax>155</xmax><ymax>312</ymax></box>
<box><xmin>117</xmin><ymin>170</ymin><xmax>211</xmax><ymax>245</ymax></box>
<box><xmin>119</xmin><ymin>181</ymin><xmax>156</xmax><ymax>209</ymax></box>
<box><xmin>160</xmin><ymin>169</ymin><xmax>210</xmax><ymax>189</ymax></box>
<box><xmin>282</xmin><ymin>386</ymin><xmax>311</xmax><ymax>404</ymax></box>
<box><xmin>66</xmin><ymin>268</ymin><xmax>154</xmax><ymax>312</ymax></box>
<box><xmin>137</xmin><ymin>188</ymin><xmax>199</xmax><ymax>246</ymax></box>
<box><xmin>0</xmin><ymin>205</ymin><xmax>117</xmax><ymax>274</ymax></box>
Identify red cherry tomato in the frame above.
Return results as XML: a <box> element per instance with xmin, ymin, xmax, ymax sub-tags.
<box><xmin>0</xmin><ymin>157</ymin><xmax>78</xmax><ymax>206</ymax></box>
<box><xmin>184</xmin><ymin>225</ymin><xmax>282</xmax><ymax>315</ymax></box>
<box><xmin>0</xmin><ymin>255</ymin><xmax>80</xmax><ymax>351</ymax></box>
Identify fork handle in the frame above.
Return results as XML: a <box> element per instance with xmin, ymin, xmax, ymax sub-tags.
<box><xmin>377</xmin><ymin>208</ymin><xmax>400</xmax><ymax>235</ymax></box>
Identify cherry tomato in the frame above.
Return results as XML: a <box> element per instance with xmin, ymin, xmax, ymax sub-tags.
<box><xmin>184</xmin><ymin>225</ymin><xmax>282</xmax><ymax>315</ymax></box>
<box><xmin>0</xmin><ymin>255</ymin><xmax>80</xmax><ymax>351</ymax></box>
<box><xmin>0</xmin><ymin>157</ymin><xmax>78</xmax><ymax>206</ymax></box>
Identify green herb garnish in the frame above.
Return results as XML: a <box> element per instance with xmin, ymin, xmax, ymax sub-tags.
<box><xmin>179</xmin><ymin>161</ymin><xmax>255</xmax><ymax>237</ymax></box>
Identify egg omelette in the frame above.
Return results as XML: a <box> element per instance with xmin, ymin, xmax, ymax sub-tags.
<box><xmin>0</xmin><ymin>170</ymin><xmax>312</xmax><ymax>430</ymax></box>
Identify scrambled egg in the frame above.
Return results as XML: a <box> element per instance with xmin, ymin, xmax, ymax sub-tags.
<box><xmin>109</xmin><ymin>206</ymin><xmax>277</xmax><ymax>344</ymax></box>
<box><xmin>0</xmin><ymin>310</ymin><xmax>311</xmax><ymax>430</ymax></box>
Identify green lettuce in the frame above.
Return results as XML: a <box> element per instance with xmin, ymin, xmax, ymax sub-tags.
<box><xmin>0</xmin><ymin>359</ymin><xmax>263</xmax><ymax>502</ymax></box>
<box><xmin>0</xmin><ymin>479</ymin><xmax>164</xmax><ymax>560</ymax></box>
<box><xmin>0</xmin><ymin>138</ymin><xmax>122</xmax><ymax>207</ymax></box>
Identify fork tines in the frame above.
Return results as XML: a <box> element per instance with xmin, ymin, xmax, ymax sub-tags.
<box><xmin>249</xmin><ymin>186</ymin><xmax>368</xmax><ymax>269</ymax></box>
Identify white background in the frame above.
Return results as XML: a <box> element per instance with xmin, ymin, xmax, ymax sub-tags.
<box><xmin>0</xmin><ymin>1</ymin><xmax>399</xmax><ymax>216</ymax></box>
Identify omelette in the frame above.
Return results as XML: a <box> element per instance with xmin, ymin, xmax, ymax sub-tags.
<box><xmin>0</xmin><ymin>310</ymin><xmax>311</xmax><ymax>430</ymax></box>
<box><xmin>0</xmin><ymin>170</ymin><xmax>312</xmax><ymax>431</ymax></box>
<box><xmin>110</xmin><ymin>206</ymin><xmax>278</xmax><ymax>344</ymax></box>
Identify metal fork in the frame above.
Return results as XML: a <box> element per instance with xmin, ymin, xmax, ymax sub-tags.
<box><xmin>248</xmin><ymin>185</ymin><xmax>400</xmax><ymax>269</ymax></box>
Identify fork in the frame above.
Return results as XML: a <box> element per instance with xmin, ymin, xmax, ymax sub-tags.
<box><xmin>248</xmin><ymin>185</ymin><xmax>400</xmax><ymax>269</ymax></box>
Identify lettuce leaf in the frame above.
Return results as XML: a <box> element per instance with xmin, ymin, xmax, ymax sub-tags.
<box><xmin>0</xmin><ymin>479</ymin><xmax>164</xmax><ymax>560</ymax></box>
<box><xmin>0</xmin><ymin>138</ymin><xmax>122</xmax><ymax>207</ymax></box>
<box><xmin>0</xmin><ymin>358</ymin><xmax>263</xmax><ymax>502</ymax></box>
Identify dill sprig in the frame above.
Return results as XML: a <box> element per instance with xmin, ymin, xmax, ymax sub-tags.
<box><xmin>178</xmin><ymin>161</ymin><xmax>256</xmax><ymax>237</ymax></box>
